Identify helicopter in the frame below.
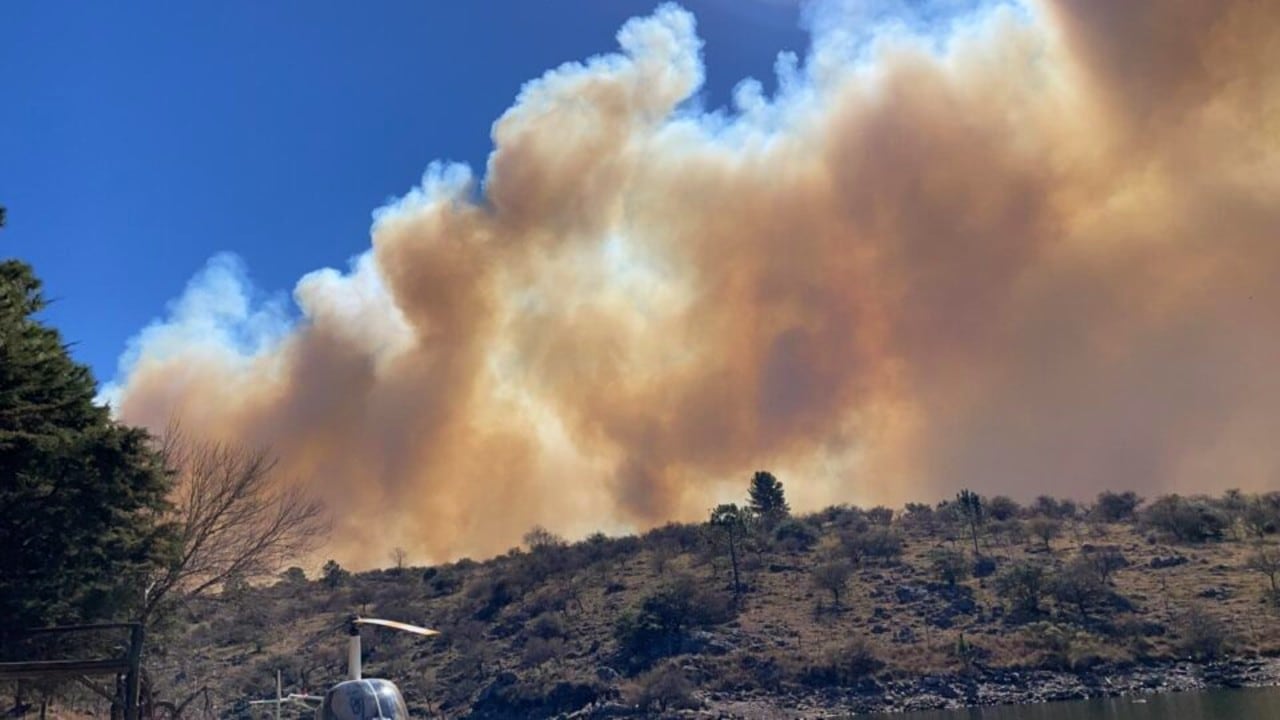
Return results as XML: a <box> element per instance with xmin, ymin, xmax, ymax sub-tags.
<box><xmin>249</xmin><ymin>615</ymin><xmax>439</xmax><ymax>720</ymax></box>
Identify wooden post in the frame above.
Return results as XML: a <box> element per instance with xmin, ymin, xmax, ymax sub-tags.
<box><xmin>123</xmin><ymin>624</ymin><xmax>144</xmax><ymax>720</ymax></box>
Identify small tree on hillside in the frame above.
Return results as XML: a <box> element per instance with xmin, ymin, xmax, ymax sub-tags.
<box><xmin>1083</xmin><ymin>547</ymin><xmax>1127</xmax><ymax>585</ymax></box>
<box><xmin>709</xmin><ymin>504</ymin><xmax>750</xmax><ymax>598</ymax></box>
<box><xmin>1246</xmin><ymin>544</ymin><xmax>1280</xmax><ymax>600</ymax></box>
<box><xmin>747</xmin><ymin>471</ymin><xmax>789</xmax><ymax>527</ymax></box>
<box><xmin>811</xmin><ymin>560</ymin><xmax>853</xmax><ymax>609</ymax></box>
<box><xmin>279</xmin><ymin>566</ymin><xmax>308</xmax><ymax>585</ymax></box>
<box><xmin>390</xmin><ymin>547</ymin><xmax>408</xmax><ymax>574</ymax></box>
<box><xmin>1027</xmin><ymin>518</ymin><xmax>1061</xmax><ymax>550</ymax></box>
<box><xmin>956</xmin><ymin>490</ymin><xmax>984</xmax><ymax>556</ymax></box>
<box><xmin>995</xmin><ymin>560</ymin><xmax>1048</xmax><ymax>615</ymax></box>
<box><xmin>1050</xmin><ymin>557</ymin><xmax>1106</xmax><ymax>620</ymax></box>
<box><xmin>322</xmin><ymin>560</ymin><xmax>350</xmax><ymax>589</ymax></box>
<box><xmin>1243</xmin><ymin>497</ymin><xmax>1279</xmax><ymax>539</ymax></box>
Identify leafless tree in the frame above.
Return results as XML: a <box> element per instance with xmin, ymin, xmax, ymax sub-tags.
<box><xmin>141</xmin><ymin>423</ymin><xmax>330</xmax><ymax>621</ymax></box>
<box><xmin>1246</xmin><ymin>543</ymin><xmax>1280</xmax><ymax>598</ymax></box>
<box><xmin>390</xmin><ymin>547</ymin><xmax>408</xmax><ymax>573</ymax></box>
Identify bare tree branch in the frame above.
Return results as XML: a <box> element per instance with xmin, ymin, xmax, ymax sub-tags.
<box><xmin>142</xmin><ymin>421</ymin><xmax>331</xmax><ymax>621</ymax></box>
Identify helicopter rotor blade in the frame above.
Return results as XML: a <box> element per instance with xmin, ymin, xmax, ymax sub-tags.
<box><xmin>353</xmin><ymin>617</ymin><xmax>440</xmax><ymax>637</ymax></box>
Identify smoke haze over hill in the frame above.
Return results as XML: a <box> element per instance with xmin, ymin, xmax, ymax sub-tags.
<box><xmin>107</xmin><ymin>0</ymin><xmax>1280</xmax><ymax>566</ymax></box>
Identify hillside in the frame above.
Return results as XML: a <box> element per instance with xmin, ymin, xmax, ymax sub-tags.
<box><xmin>144</xmin><ymin>489</ymin><xmax>1280</xmax><ymax>719</ymax></box>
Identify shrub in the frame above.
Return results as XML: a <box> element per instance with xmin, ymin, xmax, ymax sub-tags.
<box><xmin>631</xmin><ymin>662</ymin><xmax>698</xmax><ymax>713</ymax></box>
<box><xmin>1093</xmin><ymin>491</ymin><xmax>1143</xmax><ymax>522</ymax></box>
<box><xmin>467</xmin><ymin>574</ymin><xmax>520</xmax><ymax>621</ymax></box>
<box><xmin>811</xmin><ymin>560</ymin><xmax>854</xmax><ymax>608</ymax></box>
<box><xmin>423</xmin><ymin>566</ymin><xmax>463</xmax><ymax>597</ymax></box>
<box><xmin>928</xmin><ymin>548</ymin><xmax>970</xmax><ymax>586</ymax></box>
<box><xmin>1032</xmin><ymin>496</ymin><xmax>1077</xmax><ymax>520</ymax></box>
<box><xmin>521</xmin><ymin>636</ymin><xmax>565</xmax><ymax>667</ymax></box>
<box><xmin>995</xmin><ymin>561</ymin><xmax>1048</xmax><ymax>615</ymax></box>
<box><xmin>1243</xmin><ymin>496</ymin><xmax>1280</xmax><ymax>539</ymax></box>
<box><xmin>1050</xmin><ymin>557</ymin><xmax>1107</xmax><ymax>619</ymax></box>
<box><xmin>1026</xmin><ymin>518</ymin><xmax>1061</xmax><ymax>549</ymax></box>
<box><xmin>1021</xmin><ymin>622</ymin><xmax>1076</xmax><ymax>670</ymax></box>
<box><xmin>972</xmin><ymin>555</ymin><xmax>998</xmax><ymax>578</ymax></box>
<box><xmin>866</xmin><ymin>506</ymin><xmax>895</xmax><ymax>526</ymax></box>
<box><xmin>614</xmin><ymin>574</ymin><xmax>734</xmax><ymax>669</ymax></box>
<box><xmin>529</xmin><ymin>612</ymin><xmax>569</xmax><ymax>640</ymax></box>
<box><xmin>773</xmin><ymin>517</ymin><xmax>820</xmax><ymax>553</ymax></box>
<box><xmin>1143</xmin><ymin>495</ymin><xmax>1228</xmax><ymax>543</ymax></box>
<box><xmin>1176</xmin><ymin>606</ymin><xmax>1231</xmax><ymax>660</ymax></box>
<box><xmin>987</xmin><ymin>496</ymin><xmax>1021</xmax><ymax>522</ymax></box>
<box><xmin>800</xmin><ymin>638</ymin><xmax>883</xmax><ymax>686</ymax></box>
<box><xmin>321</xmin><ymin>559</ymin><xmax>350</xmax><ymax>589</ymax></box>
<box><xmin>989</xmin><ymin>519</ymin><xmax>1027</xmax><ymax>547</ymax></box>
<box><xmin>841</xmin><ymin>527</ymin><xmax>904</xmax><ymax>564</ymax></box>
<box><xmin>815</xmin><ymin>505</ymin><xmax>869</xmax><ymax>533</ymax></box>
<box><xmin>643</xmin><ymin>522</ymin><xmax>704</xmax><ymax>553</ymax></box>
<box><xmin>901</xmin><ymin>503</ymin><xmax>937</xmax><ymax>533</ymax></box>
<box><xmin>1245</xmin><ymin>544</ymin><xmax>1280</xmax><ymax>599</ymax></box>
<box><xmin>1083</xmin><ymin>547</ymin><xmax>1128</xmax><ymax>584</ymax></box>
<box><xmin>523</xmin><ymin>525</ymin><xmax>566</xmax><ymax>551</ymax></box>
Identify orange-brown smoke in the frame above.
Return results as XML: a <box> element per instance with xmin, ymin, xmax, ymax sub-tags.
<box><xmin>108</xmin><ymin>0</ymin><xmax>1280</xmax><ymax>567</ymax></box>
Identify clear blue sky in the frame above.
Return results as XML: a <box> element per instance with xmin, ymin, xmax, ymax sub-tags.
<box><xmin>1</xmin><ymin>1</ymin><xmax>807</xmax><ymax>385</ymax></box>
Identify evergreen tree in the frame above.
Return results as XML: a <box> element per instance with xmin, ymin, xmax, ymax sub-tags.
<box><xmin>0</xmin><ymin>255</ymin><xmax>174</xmax><ymax>642</ymax></box>
<box><xmin>747</xmin><ymin>471</ymin><xmax>789</xmax><ymax>525</ymax></box>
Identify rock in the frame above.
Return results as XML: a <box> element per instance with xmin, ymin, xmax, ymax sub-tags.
<box><xmin>596</xmin><ymin>666</ymin><xmax>620</xmax><ymax>683</ymax></box>
<box><xmin>1150</xmin><ymin>555</ymin><xmax>1189</xmax><ymax>569</ymax></box>
<box><xmin>895</xmin><ymin>585</ymin><xmax>928</xmax><ymax>604</ymax></box>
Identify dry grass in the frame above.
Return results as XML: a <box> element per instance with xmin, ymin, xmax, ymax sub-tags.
<box><xmin>147</xmin><ymin>504</ymin><xmax>1280</xmax><ymax>716</ymax></box>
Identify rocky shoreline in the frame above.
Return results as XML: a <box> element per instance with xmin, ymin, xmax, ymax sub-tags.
<box><xmin>564</xmin><ymin>657</ymin><xmax>1280</xmax><ymax>718</ymax></box>
<box><xmin>702</xmin><ymin>657</ymin><xmax>1280</xmax><ymax>717</ymax></box>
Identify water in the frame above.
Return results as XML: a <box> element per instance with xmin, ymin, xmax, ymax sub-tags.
<box><xmin>864</xmin><ymin>687</ymin><xmax>1280</xmax><ymax>719</ymax></box>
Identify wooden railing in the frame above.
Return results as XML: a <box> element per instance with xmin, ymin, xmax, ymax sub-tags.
<box><xmin>0</xmin><ymin>622</ymin><xmax>144</xmax><ymax>719</ymax></box>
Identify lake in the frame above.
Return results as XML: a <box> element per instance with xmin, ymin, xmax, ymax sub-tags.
<box><xmin>863</xmin><ymin>687</ymin><xmax>1280</xmax><ymax>719</ymax></box>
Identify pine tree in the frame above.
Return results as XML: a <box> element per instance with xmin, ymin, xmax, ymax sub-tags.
<box><xmin>747</xmin><ymin>471</ymin><xmax>789</xmax><ymax>525</ymax></box>
<box><xmin>0</xmin><ymin>255</ymin><xmax>175</xmax><ymax>642</ymax></box>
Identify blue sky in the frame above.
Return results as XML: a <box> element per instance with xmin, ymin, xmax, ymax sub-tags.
<box><xmin>1</xmin><ymin>1</ymin><xmax>808</xmax><ymax>385</ymax></box>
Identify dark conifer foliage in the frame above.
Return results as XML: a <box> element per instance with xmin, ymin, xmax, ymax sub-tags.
<box><xmin>0</xmin><ymin>251</ymin><xmax>174</xmax><ymax>640</ymax></box>
<box><xmin>748</xmin><ymin>471</ymin><xmax>789</xmax><ymax>524</ymax></box>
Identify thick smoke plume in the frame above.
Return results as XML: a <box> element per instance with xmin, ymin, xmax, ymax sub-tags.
<box><xmin>109</xmin><ymin>0</ymin><xmax>1280</xmax><ymax>566</ymax></box>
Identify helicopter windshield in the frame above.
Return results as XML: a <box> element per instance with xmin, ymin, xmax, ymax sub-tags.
<box><xmin>318</xmin><ymin>679</ymin><xmax>409</xmax><ymax>720</ymax></box>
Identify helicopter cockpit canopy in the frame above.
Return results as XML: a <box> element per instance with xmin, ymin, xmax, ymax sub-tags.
<box><xmin>318</xmin><ymin>679</ymin><xmax>409</xmax><ymax>720</ymax></box>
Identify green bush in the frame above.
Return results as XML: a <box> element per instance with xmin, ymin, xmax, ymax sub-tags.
<box><xmin>773</xmin><ymin>518</ymin><xmax>820</xmax><ymax>552</ymax></box>
<box><xmin>841</xmin><ymin>527</ymin><xmax>904</xmax><ymax>564</ymax></box>
<box><xmin>995</xmin><ymin>560</ymin><xmax>1048</xmax><ymax>615</ymax></box>
<box><xmin>1094</xmin><ymin>491</ymin><xmax>1143</xmax><ymax>522</ymax></box>
<box><xmin>614</xmin><ymin>574</ymin><xmax>734</xmax><ymax>669</ymax></box>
